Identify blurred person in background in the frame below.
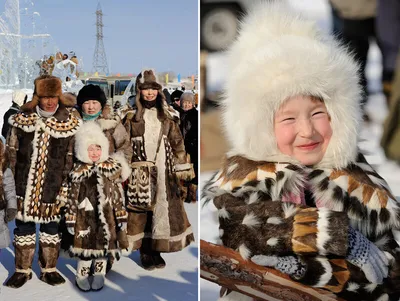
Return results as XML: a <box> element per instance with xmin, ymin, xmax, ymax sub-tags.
<box><xmin>2</xmin><ymin>90</ymin><xmax>27</xmax><ymax>138</ymax></box>
<box><xmin>179</xmin><ymin>92</ymin><xmax>198</xmax><ymax>203</ymax></box>
<box><xmin>329</xmin><ymin>0</ymin><xmax>380</xmax><ymax>122</ymax></box>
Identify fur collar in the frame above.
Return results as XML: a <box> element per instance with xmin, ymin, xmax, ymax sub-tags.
<box><xmin>203</xmin><ymin>154</ymin><xmax>400</xmax><ymax>239</ymax></box>
<box><xmin>9</xmin><ymin>110</ymin><xmax>81</xmax><ymax>138</ymax></box>
<box><xmin>70</xmin><ymin>157</ymin><xmax>123</xmax><ymax>182</ymax></box>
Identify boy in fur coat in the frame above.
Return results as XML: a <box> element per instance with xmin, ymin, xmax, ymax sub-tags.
<box><xmin>64</xmin><ymin>121</ymin><xmax>130</xmax><ymax>291</ymax></box>
<box><xmin>202</xmin><ymin>2</ymin><xmax>400</xmax><ymax>301</ymax></box>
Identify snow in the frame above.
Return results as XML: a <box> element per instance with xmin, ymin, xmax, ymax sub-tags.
<box><xmin>0</xmin><ymin>203</ymin><xmax>198</xmax><ymax>301</ymax></box>
<box><xmin>200</xmin><ymin>0</ymin><xmax>400</xmax><ymax>300</ymax></box>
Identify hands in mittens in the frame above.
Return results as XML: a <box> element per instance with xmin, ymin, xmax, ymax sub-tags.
<box><xmin>347</xmin><ymin>226</ymin><xmax>389</xmax><ymax>284</ymax></box>
<box><xmin>251</xmin><ymin>254</ymin><xmax>306</xmax><ymax>280</ymax></box>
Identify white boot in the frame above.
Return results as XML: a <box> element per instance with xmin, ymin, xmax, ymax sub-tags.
<box><xmin>91</xmin><ymin>258</ymin><xmax>107</xmax><ymax>291</ymax></box>
<box><xmin>75</xmin><ymin>260</ymin><xmax>92</xmax><ymax>292</ymax></box>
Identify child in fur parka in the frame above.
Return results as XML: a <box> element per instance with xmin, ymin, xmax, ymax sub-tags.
<box><xmin>64</xmin><ymin>121</ymin><xmax>130</xmax><ymax>291</ymax></box>
<box><xmin>202</xmin><ymin>2</ymin><xmax>400</xmax><ymax>301</ymax></box>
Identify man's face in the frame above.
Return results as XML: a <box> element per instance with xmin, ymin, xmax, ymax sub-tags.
<box><xmin>39</xmin><ymin>96</ymin><xmax>58</xmax><ymax>112</ymax></box>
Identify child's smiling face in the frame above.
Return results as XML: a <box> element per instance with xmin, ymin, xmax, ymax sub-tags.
<box><xmin>87</xmin><ymin>144</ymin><xmax>102</xmax><ymax>163</ymax></box>
<box><xmin>274</xmin><ymin>95</ymin><xmax>332</xmax><ymax>166</ymax></box>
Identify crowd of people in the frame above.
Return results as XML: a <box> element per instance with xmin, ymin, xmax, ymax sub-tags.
<box><xmin>0</xmin><ymin>68</ymin><xmax>197</xmax><ymax>292</ymax></box>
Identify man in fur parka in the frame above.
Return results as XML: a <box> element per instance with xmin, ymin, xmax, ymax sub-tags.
<box><xmin>5</xmin><ymin>75</ymin><xmax>82</xmax><ymax>288</ymax></box>
<box><xmin>202</xmin><ymin>2</ymin><xmax>400</xmax><ymax>301</ymax></box>
<box><xmin>64</xmin><ymin>121</ymin><xmax>130</xmax><ymax>291</ymax></box>
<box><xmin>124</xmin><ymin>69</ymin><xmax>195</xmax><ymax>270</ymax></box>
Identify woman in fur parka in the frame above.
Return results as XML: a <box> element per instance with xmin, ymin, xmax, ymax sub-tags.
<box><xmin>202</xmin><ymin>2</ymin><xmax>400</xmax><ymax>301</ymax></box>
<box><xmin>124</xmin><ymin>69</ymin><xmax>195</xmax><ymax>270</ymax></box>
<box><xmin>74</xmin><ymin>84</ymin><xmax>130</xmax><ymax>158</ymax></box>
<box><xmin>64</xmin><ymin>121</ymin><xmax>130</xmax><ymax>291</ymax></box>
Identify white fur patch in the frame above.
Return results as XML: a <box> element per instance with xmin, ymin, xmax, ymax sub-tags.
<box><xmin>314</xmin><ymin>257</ymin><xmax>332</xmax><ymax>287</ymax></box>
<box><xmin>111</xmin><ymin>152</ymin><xmax>131</xmax><ymax>182</ymax></box>
<box><xmin>247</xmin><ymin>192</ymin><xmax>260</xmax><ymax>204</ymax></box>
<box><xmin>365</xmin><ymin>283</ymin><xmax>378</xmax><ymax>293</ymax></box>
<box><xmin>346</xmin><ymin>282</ymin><xmax>360</xmax><ymax>292</ymax></box>
<box><xmin>282</xmin><ymin>203</ymin><xmax>298</xmax><ymax>218</ymax></box>
<box><xmin>266</xmin><ymin>237</ymin><xmax>279</xmax><ymax>246</ymax></box>
<box><xmin>218</xmin><ymin>207</ymin><xmax>230</xmax><ymax>219</ymax></box>
<box><xmin>242</xmin><ymin>212</ymin><xmax>260</xmax><ymax>227</ymax></box>
<box><xmin>375</xmin><ymin>294</ymin><xmax>389</xmax><ymax>301</ymax></box>
<box><xmin>238</xmin><ymin>244</ymin><xmax>251</xmax><ymax>260</ymax></box>
<box><xmin>267</xmin><ymin>217</ymin><xmax>283</xmax><ymax>224</ymax></box>
<box><xmin>316</xmin><ymin>209</ymin><xmax>331</xmax><ymax>255</ymax></box>
<box><xmin>219</xmin><ymin>228</ymin><xmax>224</xmax><ymax>238</ymax></box>
<box><xmin>227</xmin><ymin>163</ymin><xmax>238</xmax><ymax>175</ymax></box>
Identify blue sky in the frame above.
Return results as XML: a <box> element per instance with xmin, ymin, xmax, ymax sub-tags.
<box><xmin>0</xmin><ymin>0</ymin><xmax>198</xmax><ymax>76</ymax></box>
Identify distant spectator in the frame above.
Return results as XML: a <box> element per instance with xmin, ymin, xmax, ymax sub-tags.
<box><xmin>62</xmin><ymin>53</ymin><xmax>68</xmax><ymax>60</ymax></box>
<box><xmin>170</xmin><ymin>89</ymin><xmax>184</xmax><ymax>113</ymax></box>
<box><xmin>2</xmin><ymin>90</ymin><xmax>27</xmax><ymax>137</ymax></box>
<box><xmin>179</xmin><ymin>92</ymin><xmax>198</xmax><ymax>203</ymax></box>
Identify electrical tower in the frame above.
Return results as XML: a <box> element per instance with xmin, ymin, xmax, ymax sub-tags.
<box><xmin>92</xmin><ymin>3</ymin><xmax>109</xmax><ymax>75</ymax></box>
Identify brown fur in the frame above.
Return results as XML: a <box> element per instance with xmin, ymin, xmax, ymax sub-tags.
<box><xmin>62</xmin><ymin>92</ymin><xmax>77</xmax><ymax>108</ymax></box>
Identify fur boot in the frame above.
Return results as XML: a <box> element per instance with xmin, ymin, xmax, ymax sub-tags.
<box><xmin>152</xmin><ymin>251</ymin><xmax>166</xmax><ymax>269</ymax></box>
<box><xmin>91</xmin><ymin>258</ymin><xmax>107</xmax><ymax>291</ymax></box>
<box><xmin>5</xmin><ymin>233</ymin><xmax>36</xmax><ymax>288</ymax></box>
<box><xmin>75</xmin><ymin>260</ymin><xmax>91</xmax><ymax>292</ymax></box>
<box><xmin>38</xmin><ymin>232</ymin><xmax>65</xmax><ymax>286</ymax></box>
<box><xmin>140</xmin><ymin>245</ymin><xmax>156</xmax><ymax>271</ymax></box>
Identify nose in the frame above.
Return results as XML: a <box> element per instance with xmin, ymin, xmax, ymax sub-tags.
<box><xmin>298</xmin><ymin>119</ymin><xmax>314</xmax><ymax>137</ymax></box>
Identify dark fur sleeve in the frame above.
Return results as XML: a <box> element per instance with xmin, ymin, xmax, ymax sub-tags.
<box><xmin>214</xmin><ymin>193</ymin><xmax>349</xmax><ymax>259</ymax></box>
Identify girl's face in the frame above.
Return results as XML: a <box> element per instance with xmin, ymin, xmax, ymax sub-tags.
<box><xmin>87</xmin><ymin>144</ymin><xmax>102</xmax><ymax>163</ymax></box>
<box><xmin>82</xmin><ymin>100</ymin><xmax>102</xmax><ymax>115</ymax></box>
<box><xmin>141</xmin><ymin>88</ymin><xmax>158</xmax><ymax>101</ymax></box>
<box><xmin>274</xmin><ymin>95</ymin><xmax>332</xmax><ymax>166</ymax></box>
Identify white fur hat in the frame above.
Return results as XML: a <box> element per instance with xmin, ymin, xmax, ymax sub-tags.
<box><xmin>222</xmin><ymin>1</ymin><xmax>362</xmax><ymax>169</ymax></box>
<box><xmin>74</xmin><ymin>121</ymin><xmax>109</xmax><ymax>163</ymax></box>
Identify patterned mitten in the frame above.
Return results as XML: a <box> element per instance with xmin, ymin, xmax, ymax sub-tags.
<box><xmin>251</xmin><ymin>255</ymin><xmax>306</xmax><ymax>280</ymax></box>
<box><xmin>347</xmin><ymin>226</ymin><xmax>389</xmax><ymax>283</ymax></box>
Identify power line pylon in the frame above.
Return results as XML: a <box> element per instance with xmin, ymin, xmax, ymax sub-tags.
<box><xmin>92</xmin><ymin>2</ymin><xmax>109</xmax><ymax>75</ymax></box>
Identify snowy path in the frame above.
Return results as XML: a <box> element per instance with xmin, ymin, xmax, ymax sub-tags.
<box><xmin>0</xmin><ymin>203</ymin><xmax>198</xmax><ymax>301</ymax></box>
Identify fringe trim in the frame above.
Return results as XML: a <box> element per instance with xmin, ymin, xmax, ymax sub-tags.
<box><xmin>16</xmin><ymin>268</ymin><xmax>32</xmax><ymax>274</ymax></box>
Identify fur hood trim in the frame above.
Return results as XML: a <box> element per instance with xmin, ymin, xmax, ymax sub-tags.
<box><xmin>203</xmin><ymin>154</ymin><xmax>400</xmax><ymax>239</ymax></box>
<box><xmin>74</xmin><ymin>121</ymin><xmax>109</xmax><ymax>163</ymax></box>
<box><xmin>110</xmin><ymin>152</ymin><xmax>131</xmax><ymax>182</ymax></box>
<box><xmin>222</xmin><ymin>1</ymin><xmax>362</xmax><ymax>169</ymax></box>
<box><xmin>70</xmin><ymin>157</ymin><xmax>123</xmax><ymax>182</ymax></box>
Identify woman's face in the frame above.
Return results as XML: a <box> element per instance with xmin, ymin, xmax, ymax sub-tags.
<box><xmin>274</xmin><ymin>95</ymin><xmax>332</xmax><ymax>166</ymax></box>
<box><xmin>182</xmin><ymin>100</ymin><xmax>193</xmax><ymax>111</ymax></box>
<box><xmin>82</xmin><ymin>100</ymin><xmax>102</xmax><ymax>115</ymax></box>
<box><xmin>87</xmin><ymin>144</ymin><xmax>102</xmax><ymax>163</ymax></box>
<box><xmin>141</xmin><ymin>88</ymin><xmax>158</xmax><ymax>101</ymax></box>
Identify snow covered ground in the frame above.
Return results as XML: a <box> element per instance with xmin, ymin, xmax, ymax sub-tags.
<box><xmin>0</xmin><ymin>91</ymin><xmax>198</xmax><ymax>300</ymax></box>
<box><xmin>0</xmin><ymin>204</ymin><xmax>198</xmax><ymax>301</ymax></box>
<box><xmin>200</xmin><ymin>0</ymin><xmax>400</xmax><ymax>300</ymax></box>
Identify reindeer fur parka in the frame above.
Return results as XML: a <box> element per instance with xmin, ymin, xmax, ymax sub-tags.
<box><xmin>64</xmin><ymin>122</ymin><xmax>131</xmax><ymax>260</ymax></box>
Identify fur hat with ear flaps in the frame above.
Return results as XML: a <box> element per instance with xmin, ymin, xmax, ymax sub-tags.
<box><xmin>21</xmin><ymin>75</ymin><xmax>69</xmax><ymax>112</ymax></box>
<box><xmin>222</xmin><ymin>1</ymin><xmax>362</xmax><ymax>169</ymax></box>
<box><xmin>133</xmin><ymin>68</ymin><xmax>179</xmax><ymax>122</ymax></box>
<box><xmin>74</xmin><ymin>121</ymin><xmax>109</xmax><ymax>164</ymax></box>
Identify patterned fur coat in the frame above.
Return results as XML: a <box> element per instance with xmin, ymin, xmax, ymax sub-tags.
<box><xmin>7</xmin><ymin>104</ymin><xmax>81</xmax><ymax>223</ymax></box>
<box><xmin>124</xmin><ymin>106</ymin><xmax>194</xmax><ymax>252</ymax></box>
<box><xmin>64</xmin><ymin>157</ymin><xmax>129</xmax><ymax>260</ymax></box>
<box><xmin>203</xmin><ymin>154</ymin><xmax>400</xmax><ymax>301</ymax></box>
